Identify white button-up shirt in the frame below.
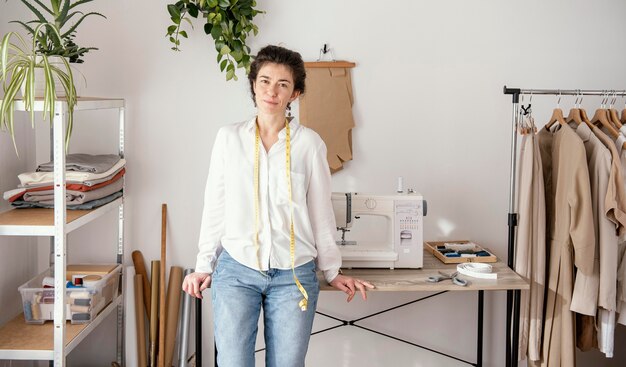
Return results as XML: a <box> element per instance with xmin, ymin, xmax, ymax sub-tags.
<box><xmin>195</xmin><ymin>117</ymin><xmax>342</xmax><ymax>283</ymax></box>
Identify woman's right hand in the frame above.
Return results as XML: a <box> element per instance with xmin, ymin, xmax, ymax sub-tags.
<box><xmin>182</xmin><ymin>272</ymin><xmax>212</xmax><ymax>299</ymax></box>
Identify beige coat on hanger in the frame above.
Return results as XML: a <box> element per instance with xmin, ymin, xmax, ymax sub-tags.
<box><xmin>515</xmin><ymin>130</ymin><xmax>546</xmax><ymax>362</ymax></box>
<box><xmin>585</xmin><ymin>126</ymin><xmax>626</xmax><ymax>356</ymax></box>
<box><xmin>535</xmin><ymin>124</ymin><xmax>595</xmax><ymax>367</ymax></box>
<box><xmin>569</xmin><ymin>123</ymin><xmax>616</xmax><ymax>351</ymax></box>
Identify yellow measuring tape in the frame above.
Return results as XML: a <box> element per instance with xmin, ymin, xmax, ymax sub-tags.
<box><xmin>254</xmin><ymin>118</ymin><xmax>309</xmax><ymax>311</ymax></box>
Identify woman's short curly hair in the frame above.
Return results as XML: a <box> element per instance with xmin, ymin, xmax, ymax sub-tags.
<box><xmin>248</xmin><ymin>45</ymin><xmax>306</xmax><ymax>104</ymax></box>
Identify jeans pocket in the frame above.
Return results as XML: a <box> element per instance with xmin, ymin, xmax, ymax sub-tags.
<box><xmin>213</xmin><ymin>251</ymin><xmax>229</xmax><ymax>279</ymax></box>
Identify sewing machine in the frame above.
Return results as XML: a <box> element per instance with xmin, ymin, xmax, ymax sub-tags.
<box><xmin>332</xmin><ymin>192</ymin><xmax>427</xmax><ymax>269</ymax></box>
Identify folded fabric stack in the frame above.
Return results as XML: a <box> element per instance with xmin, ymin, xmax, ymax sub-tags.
<box><xmin>3</xmin><ymin>154</ymin><xmax>126</xmax><ymax>210</ymax></box>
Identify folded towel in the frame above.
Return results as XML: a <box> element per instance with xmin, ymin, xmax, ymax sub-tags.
<box><xmin>19</xmin><ymin>167</ymin><xmax>125</xmax><ymax>189</ymax></box>
<box><xmin>11</xmin><ymin>190</ymin><xmax>123</xmax><ymax>210</ymax></box>
<box><xmin>19</xmin><ymin>159</ymin><xmax>126</xmax><ymax>187</ymax></box>
<box><xmin>23</xmin><ymin>179</ymin><xmax>123</xmax><ymax>205</ymax></box>
<box><xmin>36</xmin><ymin>154</ymin><xmax>121</xmax><ymax>173</ymax></box>
<box><xmin>3</xmin><ymin>188</ymin><xmax>26</xmax><ymax>201</ymax></box>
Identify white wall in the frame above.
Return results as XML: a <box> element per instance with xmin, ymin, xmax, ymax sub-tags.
<box><xmin>2</xmin><ymin>0</ymin><xmax>626</xmax><ymax>366</ymax></box>
<box><xmin>0</xmin><ymin>2</ymin><xmax>39</xmax><ymax>366</ymax></box>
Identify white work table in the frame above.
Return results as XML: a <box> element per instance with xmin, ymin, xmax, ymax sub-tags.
<box><xmin>320</xmin><ymin>249</ymin><xmax>528</xmax><ymax>292</ymax></box>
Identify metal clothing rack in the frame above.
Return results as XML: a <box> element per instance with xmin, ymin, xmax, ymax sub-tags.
<box><xmin>502</xmin><ymin>86</ymin><xmax>625</xmax><ymax>366</ymax></box>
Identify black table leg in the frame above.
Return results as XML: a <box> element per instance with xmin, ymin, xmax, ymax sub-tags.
<box><xmin>196</xmin><ymin>297</ymin><xmax>202</xmax><ymax>367</ymax></box>
<box><xmin>477</xmin><ymin>290</ymin><xmax>484</xmax><ymax>367</ymax></box>
<box><xmin>511</xmin><ymin>289</ymin><xmax>521</xmax><ymax>366</ymax></box>
<box><xmin>506</xmin><ymin>289</ymin><xmax>512</xmax><ymax>367</ymax></box>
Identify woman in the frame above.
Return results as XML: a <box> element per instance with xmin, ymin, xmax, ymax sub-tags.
<box><xmin>182</xmin><ymin>45</ymin><xmax>374</xmax><ymax>367</ymax></box>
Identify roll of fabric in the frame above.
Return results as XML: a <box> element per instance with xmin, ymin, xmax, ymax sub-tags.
<box><xmin>135</xmin><ymin>274</ymin><xmax>147</xmax><ymax>367</ymax></box>
<box><xmin>457</xmin><ymin>263</ymin><xmax>498</xmax><ymax>279</ymax></box>
<box><xmin>165</xmin><ymin>266</ymin><xmax>183</xmax><ymax>367</ymax></box>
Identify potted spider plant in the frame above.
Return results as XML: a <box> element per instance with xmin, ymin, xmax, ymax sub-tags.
<box><xmin>0</xmin><ymin>23</ymin><xmax>77</xmax><ymax>155</ymax></box>
<box><xmin>0</xmin><ymin>0</ymin><xmax>105</xmax><ymax>155</ymax></box>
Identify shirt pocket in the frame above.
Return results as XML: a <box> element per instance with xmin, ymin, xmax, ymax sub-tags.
<box><xmin>272</xmin><ymin>169</ymin><xmax>307</xmax><ymax>207</ymax></box>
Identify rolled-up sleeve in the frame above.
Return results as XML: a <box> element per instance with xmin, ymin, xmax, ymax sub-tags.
<box><xmin>307</xmin><ymin>141</ymin><xmax>342</xmax><ymax>283</ymax></box>
<box><xmin>195</xmin><ymin>129</ymin><xmax>226</xmax><ymax>274</ymax></box>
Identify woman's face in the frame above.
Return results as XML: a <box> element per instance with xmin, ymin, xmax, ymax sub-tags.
<box><xmin>253</xmin><ymin>62</ymin><xmax>300</xmax><ymax>116</ymax></box>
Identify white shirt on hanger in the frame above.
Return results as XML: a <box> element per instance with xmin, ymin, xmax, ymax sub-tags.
<box><xmin>195</xmin><ymin>117</ymin><xmax>342</xmax><ymax>283</ymax></box>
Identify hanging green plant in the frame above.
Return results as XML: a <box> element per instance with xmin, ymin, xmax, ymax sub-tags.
<box><xmin>166</xmin><ymin>0</ymin><xmax>263</xmax><ymax>81</ymax></box>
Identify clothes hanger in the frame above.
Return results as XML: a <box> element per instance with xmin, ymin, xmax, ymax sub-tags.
<box><xmin>590</xmin><ymin>91</ymin><xmax>620</xmax><ymax>139</ymax></box>
<box><xmin>518</xmin><ymin>93</ymin><xmax>536</xmax><ymax>135</ymax></box>
<box><xmin>545</xmin><ymin>91</ymin><xmax>566</xmax><ymax>129</ymax></box>
<box><xmin>620</xmin><ymin>90</ymin><xmax>626</xmax><ymax>125</ymax></box>
<box><xmin>608</xmin><ymin>90</ymin><xmax>623</xmax><ymax>129</ymax></box>
<box><xmin>518</xmin><ymin>94</ymin><xmax>528</xmax><ymax>134</ymax></box>
<box><xmin>572</xmin><ymin>92</ymin><xmax>595</xmax><ymax>129</ymax></box>
<box><xmin>304</xmin><ymin>44</ymin><xmax>356</xmax><ymax>68</ymax></box>
<box><xmin>304</xmin><ymin>61</ymin><xmax>356</xmax><ymax>68</ymax></box>
<box><xmin>565</xmin><ymin>90</ymin><xmax>584</xmax><ymax>126</ymax></box>
<box><xmin>615</xmin><ymin>90</ymin><xmax>626</xmax><ymax>152</ymax></box>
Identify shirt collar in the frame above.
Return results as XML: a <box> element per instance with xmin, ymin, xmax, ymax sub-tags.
<box><xmin>245</xmin><ymin>116</ymin><xmax>300</xmax><ymax>139</ymax></box>
<box><xmin>573</xmin><ymin>121</ymin><xmax>592</xmax><ymax>142</ymax></box>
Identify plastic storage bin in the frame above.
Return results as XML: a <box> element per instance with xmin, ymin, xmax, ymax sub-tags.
<box><xmin>18</xmin><ymin>264</ymin><xmax>121</xmax><ymax>325</ymax></box>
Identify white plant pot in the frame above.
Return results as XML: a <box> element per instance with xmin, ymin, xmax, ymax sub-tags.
<box><xmin>20</xmin><ymin>56</ymin><xmax>82</xmax><ymax>98</ymax></box>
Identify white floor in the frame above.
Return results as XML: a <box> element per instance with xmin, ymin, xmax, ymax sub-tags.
<box><xmin>254</xmin><ymin>306</ymin><xmax>472</xmax><ymax>367</ymax></box>
<box><xmin>255</xmin><ymin>326</ymin><xmax>469</xmax><ymax>367</ymax></box>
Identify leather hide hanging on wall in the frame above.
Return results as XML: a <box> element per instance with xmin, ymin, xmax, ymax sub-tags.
<box><xmin>299</xmin><ymin>65</ymin><xmax>355</xmax><ymax>173</ymax></box>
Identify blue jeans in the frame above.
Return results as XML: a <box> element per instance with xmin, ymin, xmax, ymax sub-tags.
<box><xmin>211</xmin><ymin>250</ymin><xmax>320</xmax><ymax>367</ymax></box>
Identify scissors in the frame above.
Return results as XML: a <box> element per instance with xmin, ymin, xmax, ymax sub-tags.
<box><xmin>427</xmin><ymin>271</ymin><xmax>468</xmax><ymax>287</ymax></box>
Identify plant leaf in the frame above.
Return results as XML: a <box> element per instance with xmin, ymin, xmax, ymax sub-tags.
<box><xmin>61</xmin><ymin>12</ymin><xmax>106</xmax><ymax>38</ymax></box>
<box><xmin>203</xmin><ymin>23</ymin><xmax>213</xmax><ymax>35</ymax></box>
<box><xmin>167</xmin><ymin>4</ymin><xmax>181</xmax><ymax>18</ymax></box>
<box><xmin>29</xmin><ymin>0</ymin><xmax>54</xmax><ymax>15</ymax></box>
<box><xmin>69</xmin><ymin>0</ymin><xmax>95</xmax><ymax>10</ymax></box>
<box><xmin>0</xmin><ymin>33</ymin><xmax>13</xmax><ymax>79</ymax></box>
<box><xmin>188</xmin><ymin>5</ymin><xmax>199</xmax><ymax>18</ymax></box>
<box><xmin>210</xmin><ymin>24</ymin><xmax>222</xmax><ymax>38</ymax></box>
<box><xmin>226</xmin><ymin>68</ymin><xmax>234</xmax><ymax>80</ymax></box>
<box><xmin>58</xmin><ymin>0</ymin><xmax>71</xmax><ymax>25</ymax></box>
<box><xmin>231</xmin><ymin>50</ymin><xmax>242</xmax><ymax>61</ymax></box>
<box><xmin>9</xmin><ymin>21</ymin><xmax>36</xmax><ymax>35</ymax></box>
<box><xmin>219</xmin><ymin>45</ymin><xmax>231</xmax><ymax>55</ymax></box>
<box><xmin>18</xmin><ymin>0</ymin><xmax>48</xmax><ymax>22</ymax></box>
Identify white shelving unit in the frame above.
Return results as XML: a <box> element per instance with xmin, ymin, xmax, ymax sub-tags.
<box><xmin>0</xmin><ymin>98</ymin><xmax>125</xmax><ymax>366</ymax></box>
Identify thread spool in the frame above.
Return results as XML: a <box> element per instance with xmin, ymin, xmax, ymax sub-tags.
<box><xmin>396</xmin><ymin>176</ymin><xmax>404</xmax><ymax>194</ymax></box>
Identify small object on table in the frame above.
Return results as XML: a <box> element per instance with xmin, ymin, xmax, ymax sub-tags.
<box><xmin>426</xmin><ymin>271</ymin><xmax>468</xmax><ymax>287</ymax></box>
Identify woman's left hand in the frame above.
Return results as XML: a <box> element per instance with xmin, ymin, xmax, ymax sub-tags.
<box><xmin>329</xmin><ymin>274</ymin><xmax>375</xmax><ymax>302</ymax></box>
